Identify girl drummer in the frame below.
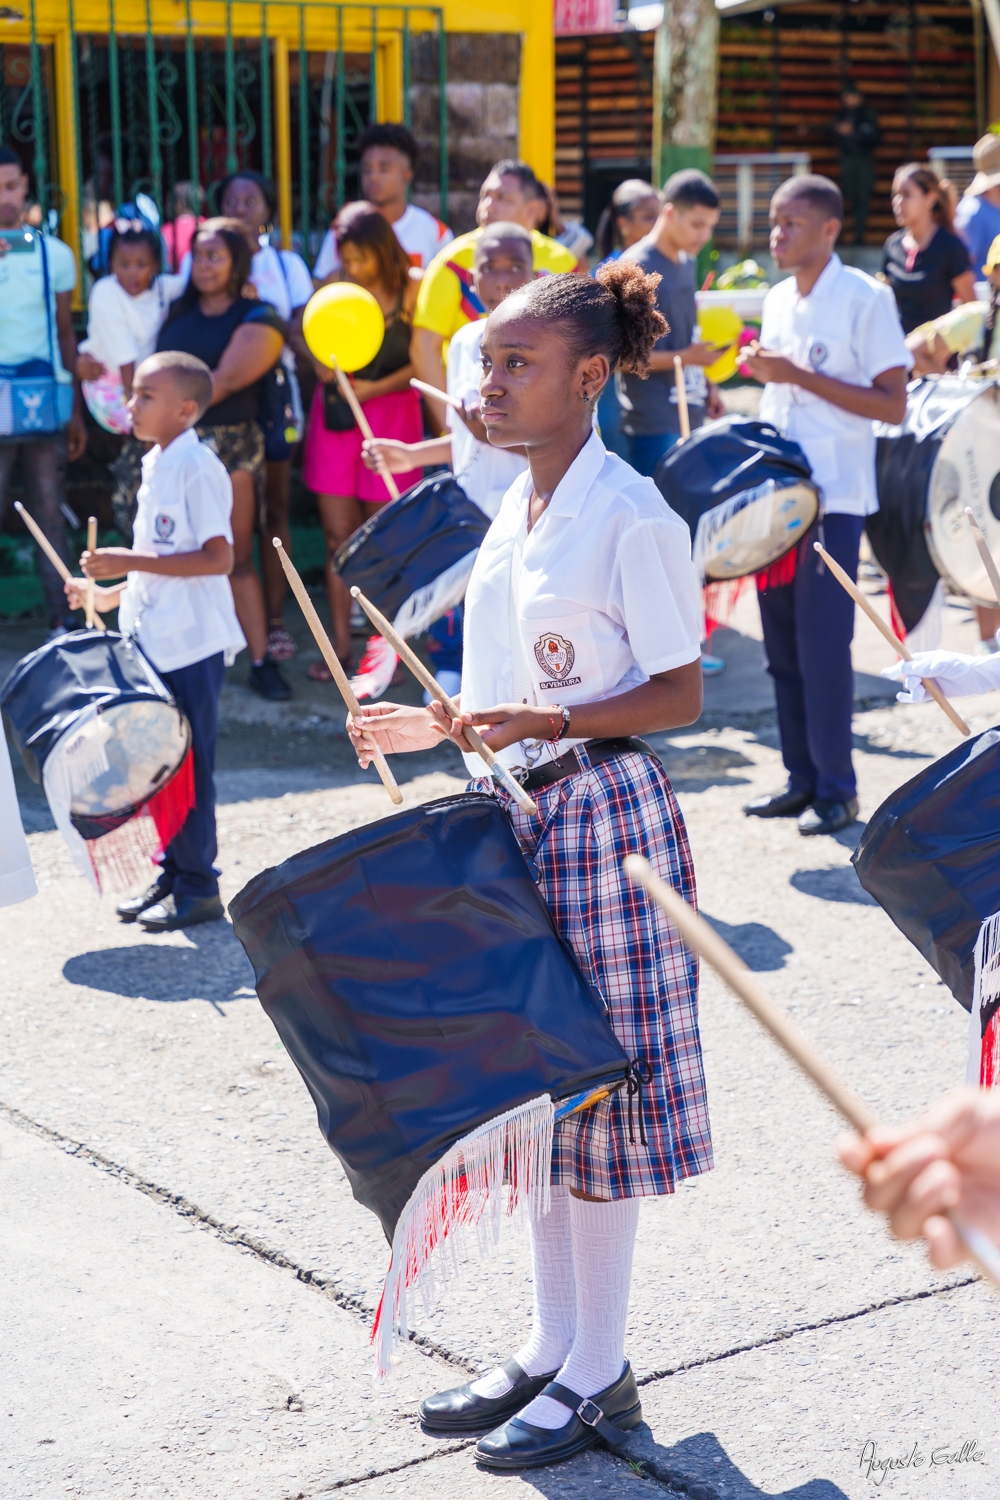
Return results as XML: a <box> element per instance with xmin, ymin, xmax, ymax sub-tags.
<box><xmin>348</xmin><ymin>261</ymin><xmax>712</xmax><ymax>1472</ymax></box>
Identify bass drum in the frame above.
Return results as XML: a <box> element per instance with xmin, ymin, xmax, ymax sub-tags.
<box><xmin>653</xmin><ymin>415</ymin><xmax>818</xmax><ymax>581</ymax></box>
<box><xmin>870</xmin><ymin>375</ymin><xmax>1000</xmax><ymax>627</ymax></box>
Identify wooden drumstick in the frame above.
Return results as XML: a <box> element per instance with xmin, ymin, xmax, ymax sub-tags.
<box><xmin>349</xmin><ymin>585</ymin><xmax>539</xmax><ymax>817</ymax></box>
<box><xmin>333</xmin><ymin>362</ymin><xmax>401</xmax><ymax>501</ymax></box>
<box><xmin>673</xmin><ymin>354</ymin><xmax>691</xmax><ymax>441</ymax></box>
<box><xmin>13</xmin><ymin>501</ymin><xmax>107</xmax><ymax>631</ymax></box>
<box><xmin>623</xmin><ymin>854</ymin><xmax>1000</xmax><ymax>1297</ymax></box>
<box><xmin>965</xmin><ymin>508</ymin><xmax>1000</xmax><ymax>608</ymax></box>
<box><xmin>85</xmin><ymin>515</ymin><xmax>97</xmax><ymax>630</ymax></box>
<box><xmin>409</xmin><ymin>376</ymin><xmax>463</xmax><ymax>412</ymax></box>
<box><xmin>813</xmin><ymin>542</ymin><xmax>971</xmax><ymax>737</ymax></box>
<box><xmin>271</xmin><ymin>541</ymin><xmax>402</xmax><ymax>806</ymax></box>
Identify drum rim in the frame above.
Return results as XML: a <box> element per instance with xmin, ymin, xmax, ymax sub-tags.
<box><xmin>50</xmin><ymin>696</ymin><xmax>192</xmax><ymax>820</ymax></box>
<box><xmin>924</xmin><ymin>382</ymin><xmax>1000</xmax><ymax>609</ymax></box>
<box><xmin>701</xmin><ymin>479</ymin><xmax>820</xmax><ymax>582</ymax></box>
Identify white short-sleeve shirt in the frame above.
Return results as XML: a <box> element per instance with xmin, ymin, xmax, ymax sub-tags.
<box><xmin>758</xmin><ymin>253</ymin><xmax>912</xmax><ymax>516</ymax></box>
<box><xmin>445</xmin><ymin>319</ymin><xmax>528</xmax><ymax>520</ymax></box>
<box><xmin>313</xmin><ymin>202</ymin><xmax>453</xmax><ymax>278</ymax></box>
<box><xmin>81</xmin><ymin>271</ymin><xmax>186</xmax><ymax>371</ymax></box>
<box><xmin>118</xmin><ymin>427</ymin><xmax>246</xmax><ymax>674</ymax></box>
<box><xmin>460</xmin><ymin>428</ymin><xmax>702</xmax><ymax>777</ymax></box>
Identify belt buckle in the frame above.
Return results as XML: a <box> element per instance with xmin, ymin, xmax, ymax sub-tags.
<box><xmin>576</xmin><ymin>1399</ymin><xmax>603</xmax><ymax>1428</ymax></box>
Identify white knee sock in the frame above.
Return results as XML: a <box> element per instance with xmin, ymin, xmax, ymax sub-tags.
<box><xmin>468</xmin><ymin>1186</ymin><xmax>575</xmax><ymax>1399</ymax></box>
<box><xmin>516</xmin><ymin>1195</ymin><xmax>639</xmax><ymax>1430</ymax></box>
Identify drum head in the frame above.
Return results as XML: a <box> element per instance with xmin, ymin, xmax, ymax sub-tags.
<box><xmin>48</xmin><ymin>699</ymin><xmax>189</xmax><ymax>818</ymax></box>
<box><xmin>926</xmin><ymin>381</ymin><xmax>1000</xmax><ymax>606</ymax></box>
<box><xmin>699</xmin><ymin>480</ymin><xmax>819</xmax><ymax>581</ymax></box>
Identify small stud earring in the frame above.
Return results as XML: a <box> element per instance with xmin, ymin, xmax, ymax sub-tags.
<box><xmin>582</xmin><ymin>390</ymin><xmax>589</xmax><ymax>402</ymax></box>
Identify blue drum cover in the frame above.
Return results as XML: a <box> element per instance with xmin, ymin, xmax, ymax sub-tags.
<box><xmin>853</xmin><ymin>727</ymin><xmax>1000</xmax><ymax>1014</ymax></box>
<box><xmin>0</xmin><ymin>629</ymin><xmax>174</xmax><ymax>783</ymax></box>
<box><xmin>652</xmin><ymin>414</ymin><xmax>813</xmax><ymax>540</ymax></box>
<box><xmin>332</xmin><ymin>472</ymin><xmax>490</xmax><ymax>621</ymax></box>
<box><xmin>229</xmin><ymin>793</ymin><xmax>629</xmax><ymax>1242</ymax></box>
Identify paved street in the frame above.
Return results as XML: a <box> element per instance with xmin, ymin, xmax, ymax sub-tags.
<box><xmin>3</xmin><ymin>584</ymin><xmax>999</xmax><ymax>1500</ymax></box>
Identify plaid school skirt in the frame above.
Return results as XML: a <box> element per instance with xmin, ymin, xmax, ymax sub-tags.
<box><xmin>473</xmin><ymin>745</ymin><xmax>714</xmax><ymax>1199</ymax></box>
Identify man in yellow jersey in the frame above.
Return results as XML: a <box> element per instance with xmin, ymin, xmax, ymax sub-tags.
<box><xmin>411</xmin><ymin>159</ymin><xmax>579</xmax><ymax>429</ymax></box>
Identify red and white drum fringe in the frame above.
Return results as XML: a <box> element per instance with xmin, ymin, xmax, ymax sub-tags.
<box><xmin>968</xmin><ymin>911</ymin><xmax>1000</xmax><ymax>1087</ymax></box>
<box><xmin>370</xmin><ymin>1094</ymin><xmax>554</xmax><ymax>1378</ymax></box>
<box><xmin>42</xmin><ymin>726</ymin><xmax>195</xmax><ymax>896</ymax></box>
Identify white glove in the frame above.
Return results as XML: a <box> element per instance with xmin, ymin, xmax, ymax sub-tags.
<box><xmin>881</xmin><ymin>642</ymin><xmax>1000</xmax><ymax>703</ymax></box>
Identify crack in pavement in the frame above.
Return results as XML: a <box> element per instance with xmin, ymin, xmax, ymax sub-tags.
<box><xmin>633</xmin><ymin>1271</ymin><xmax>978</xmax><ymax>1388</ymax></box>
<box><xmin>3</xmin><ymin>1097</ymin><xmax>978</xmax><ymax>1499</ymax></box>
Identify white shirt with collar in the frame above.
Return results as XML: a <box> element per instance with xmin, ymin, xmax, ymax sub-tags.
<box><xmin>118</xmin><ymin>427</ymin><xmax>246</xmax><ymax>675</ymax></box>
<box><xmin>460</xmin><ymin>428</ymin><xmax>702</xmax><ymax>777</ymax></box>
<box><xmin>758</xmin><ymin>253</ymin><xmax>912</xmax><ymax>516</ymax></box>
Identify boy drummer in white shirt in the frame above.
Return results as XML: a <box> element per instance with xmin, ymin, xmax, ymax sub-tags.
<box><xmin>65</xmin><ymin>350</ymin><xmax>245</xmax><ymax>932</ymax></box>
<box><xmin>744</xmin><ymin>175</ymin><xmax>910</xmax><ymax>836</ymax></box>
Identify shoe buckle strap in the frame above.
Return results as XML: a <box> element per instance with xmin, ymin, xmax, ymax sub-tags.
<box><xmin>540</xmin><ymin>1381</ymin><xmax>630</xmax><ymax>1446</ymax></box>
<box><xmin>576</xmin><ymin>1398</ymin><xmax>604</xmax><ymax>1428</ymax></box>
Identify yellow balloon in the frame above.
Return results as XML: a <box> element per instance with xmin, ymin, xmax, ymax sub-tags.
<box><xmin>302</xmin><ymin>283</ymin><xmax>385</xmax><ymax>372</ymax></box>
<box><xmin>698</xmin><ymin>305</ymin><xmax>743</xmax><ymax>384</ymax></box>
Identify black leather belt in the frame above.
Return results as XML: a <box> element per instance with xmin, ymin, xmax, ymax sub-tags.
<box><xmin>508</xmin><ymin>737</ymin><xmax>656</xmax><ymax>794</ymax></box>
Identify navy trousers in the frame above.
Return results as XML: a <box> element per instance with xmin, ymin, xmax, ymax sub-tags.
<box><xmin>158</xmin><ymin>652</ymin><xmax>225</xmax><ymax>900</ymax></box>
<box><xmin>757</xmin><ymin>514</ymin><xmax>865</xmax><ymax>805</ymax></box>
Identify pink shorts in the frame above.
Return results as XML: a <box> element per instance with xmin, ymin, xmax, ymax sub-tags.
<box><xmin>302</xmin><ymin>385</ymin><xmax>424</xmax><ymax>502</ymax></box>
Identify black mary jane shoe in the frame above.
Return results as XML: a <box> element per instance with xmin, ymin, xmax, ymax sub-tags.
<box><xmin>419</xmin><ymin>1358</ymin><xmax>558</xmax><ymax>1436</ymax></box>
<box><xmin>474</xmin><ymin>1362</ymin><xmax>642</xmax><ymax>1472</ymax></box>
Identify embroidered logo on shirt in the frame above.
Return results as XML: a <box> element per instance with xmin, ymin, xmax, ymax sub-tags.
<box><xmin>534</xmin><ymin>633</ymin><xmax>576</xmax><ymax>683</ymax></box>
<box><xmin>154</xmin><ymin>513</ymin><xmax>176</xmax><ymax>541</ymax></box>
<box><xmin>807</xmin><ymin>340</ymin><xmax>829</xmax><ymax>368</ymax></box>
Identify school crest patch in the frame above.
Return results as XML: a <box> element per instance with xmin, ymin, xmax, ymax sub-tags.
<box><xmin>154</xmin><ymin>513</ymin><xmax>176</xmax><ymax>541</ymax></box>
<box><xmin>807</xmin><ymin>340</ymin><xmax>829</xmax><ymax>369</ymax></box>
<box><xmin>534</xmin><ymin>632</ymin><xmax>575</xmax><ymax>682</ymax></box>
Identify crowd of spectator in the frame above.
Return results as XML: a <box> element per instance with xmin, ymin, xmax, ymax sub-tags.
<box><xmin>8</xmin><ymin>110</ymin><xmax>1000</xmax><ymax>696</ymax></box>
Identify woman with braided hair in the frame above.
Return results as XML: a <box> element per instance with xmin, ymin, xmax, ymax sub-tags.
<box><xmin>347</xmin><ymin>260</ymin><xmax>712</xmax><ymax>1471</ymax></box>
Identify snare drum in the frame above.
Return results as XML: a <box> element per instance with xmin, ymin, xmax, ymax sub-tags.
<box><xmin>0</xmin><ymin>630</ymin><xmax>193</xmax><ymax>891</ymax></box>
<box><xmin>334</xmin><ymin>471</ymin><xmax>490</xmax><ymax>637</ymax></box>
<box><xmin>871</xmin><ymin>375</ymin><xmax>1000</xmax><ymax>626</ymax></box>
<box><xmin>230</xmin><ymin>791</ymin><xmax>629</xmax><ymax>1372</ymax></box>
<box><xmin>653</xmin><ymin>416</ymin><xmax>819</xmax><ymax>581</ymax></box>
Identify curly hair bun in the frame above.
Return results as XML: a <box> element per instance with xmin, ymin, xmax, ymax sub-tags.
<box><xmin>594</xmin><ymin>258</ymin><xmax>667</xmax><ymax>376</ymax></box>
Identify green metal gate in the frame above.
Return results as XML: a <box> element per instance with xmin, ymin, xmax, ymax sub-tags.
<box><xmin>0</xmin><ymin>0</ymin><xmax>448</xmax><ymax>295</ymax></box>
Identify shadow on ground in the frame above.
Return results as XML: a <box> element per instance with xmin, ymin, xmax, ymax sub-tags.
<box><xmin>790</xmin><ymin>867</ymin><xmax>878</xmax><ymax>906</ymax></box>
<box><xmin>621</xmin><ymin>1427</ymin><xmax>850</xmax><ymax>1500</ymax></box>
<box><xmin>62</xmin><ymin>925</ymin><xmax>253</xmax><ymax>1009</ymax></box>
<box><xmin>651</xmin><ymin>740</ymin><xmax>755</xmax><ymax>793</ymax></box>
<box><xmin>702</xmin><ymin>913</ymin><xmax>793</xmax><ymax>971</ymax></box>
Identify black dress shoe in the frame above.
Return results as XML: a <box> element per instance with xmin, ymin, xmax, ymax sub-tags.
<box><xmin>798</xmin><ymin>797</ymin><xmax>859</xmax><ymax>836</ymax></box>
<box><xmin>419</xmin><ymin>1358</ymin><xmax>558</xmax><ymax>1435</ymax></box>
<box><xmin>475</xmin><ymin>1362</ymin><xmax>642</xmax><ymax>1472</ymax></box>
<box><xmin>248</xmin><ymin>655</ymin><xmax>292</xmax><ymax>701</ymax></box>
<box><xmin>116</xmin><ymin>879</ymin><xmax>172</xmax><ymax>923</ymax></box>
<box><xmin>138</xmin><ymin>892</ymin><xmax>225</xmax><ymax>932</ymax></box>
<box><xmin>743</xmin><ymin>787</ymin><xmax>814</xmax><ymax>819</ymax></box>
